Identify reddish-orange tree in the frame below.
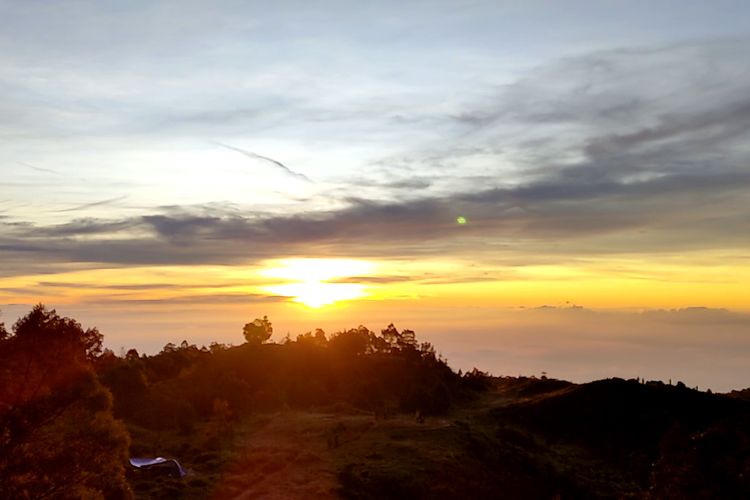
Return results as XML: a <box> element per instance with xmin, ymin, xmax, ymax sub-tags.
<box><xmin>0</xmin><ymin>305</ymin><xmax>132</xmax><ymax>499</ymax></box>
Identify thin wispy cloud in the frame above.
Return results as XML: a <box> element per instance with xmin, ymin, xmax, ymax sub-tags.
<box><xmin>212</xmin><ymin>141</ymin><xmax>312</xmax><ymax>183</ymax></box>
<box><xmin>55</xmin><ymin>196</ymin><xmax>129</xmax><ymax>213</ymax></box>
<box><xmin>18</xmin><ymin>162</ymin><xmax>64</xmax><ymax>176</ymax></box>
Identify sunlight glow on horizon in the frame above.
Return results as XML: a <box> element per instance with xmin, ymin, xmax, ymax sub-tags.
<box><xmin>0</xmin><ymin>254</ymin><xmax>748</xmax><ymax>311</ymax></box>
<box><xmin>265</xmin><ymin>281</ymin><xmax>366</xmax><ymax>308</ymax></box>
<box><xmin>260</xmin><ymin>258</ymin><xmax>376</xmax><ymax>308</ymax></box>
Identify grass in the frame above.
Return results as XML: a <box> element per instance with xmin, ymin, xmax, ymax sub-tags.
<box><xmin>125</xmin><ymin>377</ymin><xmax>750</xmax><ymax>498</ymax></box>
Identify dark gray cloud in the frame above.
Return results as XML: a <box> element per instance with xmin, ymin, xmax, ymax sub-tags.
<box><xmin>444</xmin><ymin>39</ymin><xmax>750</xmax><ymax>174</ymax></box>
<box><xmin>1</xmin><ymin>161</ymin><xmax>748</xmax><ymax>271</ymax></box>
<box><xmin>354</xmin><ymin>177</ymin><xmax>434</xmax><ymax>190</ymax></box>
<box><xmin>27</xmin><ymin>219</ymin><xmax>140</xmax><ymax>238</ymax></box>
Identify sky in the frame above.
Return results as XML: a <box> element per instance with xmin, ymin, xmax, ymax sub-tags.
<box><xmin>1</xmin><ymin>0</ymin><xmax>750</xmax><ymax>390</ymax></box>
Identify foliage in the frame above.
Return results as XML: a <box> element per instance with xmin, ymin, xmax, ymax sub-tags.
<box><xmin>0</xmin><ymin>304</ymin><xmax>132</xmax><ymax>499</ymax></box>
<box><xmin>242</xmin><ymin>316</ymin><xmax>273</xmax><ymax>345</ymax></box>
<box><xmin>462</xmin><ymin>368</ymin><xmax>494</xmax><ymax>391</ymax></box>
<box><xmin>99</xmin><ymin>320</ymin><xmax>474</xmax><ymax>444</ymax></box>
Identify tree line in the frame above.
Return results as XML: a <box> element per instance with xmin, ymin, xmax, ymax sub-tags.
<box><xmin>0</xmin><ymin>304</ymin><xmax>489</xmax><ymax>498</ymax></box>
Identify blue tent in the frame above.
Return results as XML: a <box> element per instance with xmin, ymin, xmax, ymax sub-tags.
<box><xmin>129</xmin><ymin>457</ymin><xmax>187</xmax><ymax>478</ymax></box>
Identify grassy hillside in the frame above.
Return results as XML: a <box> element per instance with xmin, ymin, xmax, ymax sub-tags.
<box><xmin>125</xmin><ymin>375</ymin><xmax>750</xmax><ymax>499</ymax></box>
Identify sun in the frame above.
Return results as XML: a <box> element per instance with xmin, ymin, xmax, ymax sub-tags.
<box><xmin>264</xmin><ymin>281</ymin><xmax>366</xmax><ymax>308</ymax></box>
<box><xmin>260</xmin><ymin>258</ymin><xmax>375</xmax><ymax>308</ymax></box>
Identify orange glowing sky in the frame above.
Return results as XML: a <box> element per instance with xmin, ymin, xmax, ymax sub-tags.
<box><xmin>2</xmin><ymin>1</ymin><xmax>750</xmax><ymax>390</ymax></box>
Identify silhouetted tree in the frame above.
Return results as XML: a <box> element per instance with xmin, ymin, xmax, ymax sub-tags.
<box><xmin>381</xmin><ymin>323</ymin><xmax>401</xmax><ymax>351</ymax></box>
<box><xmin>400</xmin><ymin>328</ymin><xmax>417</xmax><ymax>349</ymax></box>
<box><xmin>243</xmin><ymin>316</ymin><xmax>273</xmax><ymax>345</ymax></box>
<box><xmin>0</xmin><ymin>304</ymin><xmax>131</xmax><ymax>499</ymax></box>
<box><xmin>100</xmin><ymin>361</ymin><xmax>149</xmax><ymax>420</ymax></box>
<box><xmin>330</xmin><ymin>326</ymin><xmax>370</xmax><ymax>357</ymax></box>
<box><xmin>209</xmin><ymin>341</ymin><xmax>230</xmax><ymax>353</ymax></box>
<box><xmin>296</xmin><ymin>328</ymin><xmax>327</xmax><ymax>346</ymax></box>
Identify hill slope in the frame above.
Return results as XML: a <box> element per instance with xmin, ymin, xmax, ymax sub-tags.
<box><xmin>128</xmin><ymin>377</ymin><xmax>750</xmax><ymax>499</ymax></box>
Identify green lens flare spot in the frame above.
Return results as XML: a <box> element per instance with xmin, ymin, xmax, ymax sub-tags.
<box><xmin>456</xmin><ymin>216</ymin><xmax>467</xmax><ymax>225</ymax></box>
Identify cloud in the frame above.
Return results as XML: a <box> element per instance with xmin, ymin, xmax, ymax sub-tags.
<box><xmin>36</xmin><ymin>281</ymin><xmax>242</xmax><ymax>291</ymax></box>
<box><xmin>77</xmin><ymin>293</ymin><xmax>285</xmax><ymax>306</ymax></box>
<box><xmin>23</xmin><ymin>219</ymin><xmax>140</xmax><ymax>238</ymax></box>
<box><xmin>0</xmin><ymin>168</ymin><xmax>748</xmax><ymax>271</ymax></box>
<box><xmin>55</xmin><ymin>196</ymin><xmax>129</xmax><ymax>213</ymax></box>
<box><xmin>19</xmin><ymin>162</ymin><xmax>64</xmax><ymax>176</ymax></box>
<box><xmin>1</xmin><ymin>39</ymin><xmax>749</xmax><ymax>274</ymax></box>
<box><xmin>639</xmin><ymin>307</ymin><xmax>749</xmax><ymax>325</ymax></box>
<box><xmin>428</xmin><ymin>306</ymin><xmax>750</xmax><ymax>392</ymax></box>
<box><xmin>212</xmin><ymin>142</ymin><xmax>311</xmax><ymax>183</ymax></box>
<box><xmin>331</xmin><ymin>275</ymin><xmax>413</xmax><ymax>284</ymax></box>
<box><xmin>441</xmin><ymin>40</ymin><xmax>750</xmax><ymax>175</ymax></box>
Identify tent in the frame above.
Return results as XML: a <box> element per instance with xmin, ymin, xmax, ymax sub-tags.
<box><xmin>129</xmin><ymin>457</ymin><xmax>187</xmax><ymax>478</ymax></box>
